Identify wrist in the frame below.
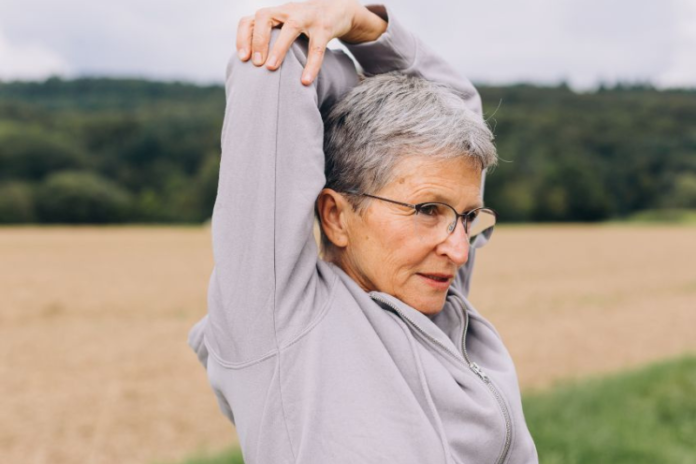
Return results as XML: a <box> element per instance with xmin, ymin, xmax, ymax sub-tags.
<box><xmin>340</xmin><ymin>4</ymin><xmax>388</xmax><ymax>44</ymax></box>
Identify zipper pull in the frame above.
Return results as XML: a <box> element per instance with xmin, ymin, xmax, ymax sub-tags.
<box><xmin>470</xmin><ymin>362</ymin><xmax>490</xmax><ymax>382</ymax></box>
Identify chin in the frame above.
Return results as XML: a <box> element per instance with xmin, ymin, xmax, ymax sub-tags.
<box><xmin>410</xmin><ymin>295</ymin><xmax>447</xmax><ymax>316</ymax></box>
<box><xmin>419</xmin><ymin>305</ymin><xmax>445</xmax><ymax>317</ymax></box>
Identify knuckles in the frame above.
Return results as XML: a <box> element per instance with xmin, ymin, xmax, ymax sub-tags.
<box><xmin>243</xmin><ymin>0</ymin><xmax>335</xmax><ymax>63</ymax></box>
<box><xmin>254</xmin><ymin>7</ymin><xmax>271</xmax><ymax>19</ymax></box>
<box><xmin>283</xmin><ymin>17</ymin><xmax>304</xmax><ymax>32</ymax></box>
<box><xmin>309</xmin><ymin>44</ymin><xmax>326</xmax><ymax>57</ymax></box>
<box><xmin>239</xmin><ymin>15</ymin><xmax>254</xmax><ymax>26</ymax></box>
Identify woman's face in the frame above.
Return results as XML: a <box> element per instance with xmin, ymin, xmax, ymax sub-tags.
<box><xmin>342</xmin><ymin>156</ymin><xmax>483</xmax><ymax>316</ymax></box>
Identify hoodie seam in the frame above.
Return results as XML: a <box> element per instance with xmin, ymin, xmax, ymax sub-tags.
<box><xmin>271</xmin><ymin>59</ymin><xmax>298</xmax><ymax>464</ymax></box>
<box><xmin>203</xmin><ymin>268</ymin><xmax>338</xmax><ymax>370</ymax></box>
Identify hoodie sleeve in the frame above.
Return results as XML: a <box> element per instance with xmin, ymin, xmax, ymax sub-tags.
<box><xmin>199</xmin><ymin>31</ymin><xmax>360</xmax><ymax>365</ymax></box>
<box><xmin>341</xmin><ymin>4</ymin><xmax>483</xmax><ymax>117</ymax></box>
<box><xmin>341</xmin><ymin>4</ymin><xmax>487</xmax><ymax>297</ymax></box>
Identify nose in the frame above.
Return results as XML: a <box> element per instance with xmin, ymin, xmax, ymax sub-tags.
<box><xmin>436</xmin><ymin>219</ymin><xmax>469</xmax><ymax>266</ymax></box>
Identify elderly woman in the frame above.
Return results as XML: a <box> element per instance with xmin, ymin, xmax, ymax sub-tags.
<box><xmin>188</xmin><ymin>1</ymin><xmax>538</xmax><ymax>463</ymax></box>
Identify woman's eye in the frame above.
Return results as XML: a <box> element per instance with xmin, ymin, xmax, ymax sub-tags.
<box><xmin>419</xmin><ymin>204</ymin><xmax>439</xmax><ymax>216</ymax></box>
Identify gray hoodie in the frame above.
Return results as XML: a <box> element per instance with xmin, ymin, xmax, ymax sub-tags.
<box><xmin>188</xmin><ymin>5</ymin><xmax>539</xmax><ymax>463</ymax></box>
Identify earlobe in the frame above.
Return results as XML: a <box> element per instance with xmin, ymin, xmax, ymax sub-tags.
<box><xmin>317</xmin><ymin>189</ymin><xmax>350</xmax><ymax>248</ymax></box>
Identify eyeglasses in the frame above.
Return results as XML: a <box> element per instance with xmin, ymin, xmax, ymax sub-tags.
<box><xmin>344</xmin><ymin>191</ymin><xmax>497</xmax><ymax>249</ymax></box>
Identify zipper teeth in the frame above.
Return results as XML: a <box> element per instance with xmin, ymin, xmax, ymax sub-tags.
<box><xmin>451</xmin><ymin>294</ymin><xmax>512</xmax><ymax>464</ymax></box>
<box><xmin>488</xmin><ymin>382</ymin><xmax>513</xmax><ymax>464</ymax></box>
<box><xmin>371</xmin><ymin>293</ymin><xmax>512</xmax><ymax>464</ymax></box>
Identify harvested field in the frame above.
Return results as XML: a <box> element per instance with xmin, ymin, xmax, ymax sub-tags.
<box><xmin>1</xmin><ymin>225</ymin><xmax>694</xmax><ymax>464</ymax></box>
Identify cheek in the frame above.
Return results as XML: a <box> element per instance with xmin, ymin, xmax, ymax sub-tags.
<box><xmin>371</xmin><ymin>216</ymin><xmax>411</xmax><ymax>253</ymax></box>
<box><xmin>371</xmin><ymin>218</ymin><xmax>429</xmax><ymax>280</ymax></box>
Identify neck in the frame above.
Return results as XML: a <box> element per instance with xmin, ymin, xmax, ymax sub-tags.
<box><xmin>327</xmin><ymin>248</ymin><xmax>375</xmax><ymax>294</ymax></box>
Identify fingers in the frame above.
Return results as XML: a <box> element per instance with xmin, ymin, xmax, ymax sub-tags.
<box><xmin>236</xmin><ymin>15</ymin><xmax>254</xmax><ymax>61</ymax></box>
<box><xmin>250</xmin><ymin>8</ymin><xmax>273</xmax><ymax>65</ymax></box>
<box><xmin>265</xmin><ymin>19</ymin><xmax>303</xmax><ymax>71</ymax></box>
<box><xmin>235</xmin><ymin>4</ymin><xmax>330</xmax><ymax>85</ymax></box>
<box><xmin>301</xmin><ymin>33</ymin><xmax>329</xmax><ymax>86</ymax></box>
<box><xmin>250</xmin><ymin>8</ymin><xmax>286</xmax><ymax>66</ymax></box>
<box><xmin>236</xmin><ymin>9</ymin><xmax>284</xmax><ymax>64</ymax></box>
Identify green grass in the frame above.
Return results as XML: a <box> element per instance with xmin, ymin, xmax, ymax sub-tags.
<box><xmin>524</xmin><ymin>355</ymin><xmax>696</xmax><ymax>464</ymax></box>
<box><xmin>156</xmin><ymin>449</ymin><xmax>244</xmax><ymax>464</ymax></box>
<box><xmin>172</xmin><ymin>355</ymin><xmax>696</xmax><ymax>464</ymax></box>
<box><xmin>617</xmin><ymin>208</ymin><xmax>696</xmax><ymax>224</ymax></box>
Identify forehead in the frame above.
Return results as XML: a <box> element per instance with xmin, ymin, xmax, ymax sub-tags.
<box><xmin>383</xmin><ymin>156</ymin><xmax>483</xmax><ymax>208</ymax></box>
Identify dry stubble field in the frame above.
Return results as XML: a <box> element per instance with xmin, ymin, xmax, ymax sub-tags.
<box><xmin>1</xmin><ymin>225</ymin><xmax>695</xmax><ymax>464</ymax></box>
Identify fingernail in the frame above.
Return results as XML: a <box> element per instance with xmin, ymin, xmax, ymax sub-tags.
<box><xmin>253</xmin><ymin>52</ymin><xmax>263</xmax><ymax>65</ymax></box>
<box><xmin>267</xmin><ymin>54</ymin><xmax>277</xmax><ymax>68</ymax></box>
<box><xmin>302</xmin><ymin>72</ymin><xmax>313</xmax><ymax>84</ymax></box>
<box><xmin>238</xmin><ymin>48</ymin><xmax>248</xmax><ymax>60</ymax></box>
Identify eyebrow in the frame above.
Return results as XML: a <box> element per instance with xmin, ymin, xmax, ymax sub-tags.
<box><xmin>416</xmin><ymin>192</ymin><xmax>483</xmax><ymax>212</ymax></box>
<box><xmin>414</xmin><ymin>194</ymin><xmax>483</xmax><ymax>214</ymax></box>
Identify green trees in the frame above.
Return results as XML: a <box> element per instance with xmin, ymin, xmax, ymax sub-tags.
<box><xmin>0</xmin><ymin>78</ymin><xmax>693</xmax><ymax>224</ymax></box>
<box><xmin>0</xmin><ymin>128</ymin><xmax>89</xmax><ymax>180</ymax></box>
<box><xmin>35</xmin><ymin>171</ymin><xmax>133</xmax><ymax>223</ymax></box>
<box><xmin>0</xmin><ymin>78</ymin><xmax>223</xmax><ymax>224</ymax></box>
<box><xmin>479</xmin><ymin>84</ymin><xmax>696</xmax><ymax>222</ymax></box>
<box><xmin>0</xmin><ymin>181</ymin><xmax>35</xmax><ymax>223</ymax></box>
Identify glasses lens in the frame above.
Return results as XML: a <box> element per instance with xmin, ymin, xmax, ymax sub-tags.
<box><xmin>468</xmin><ymin>209</ymin><xmax>496</xmax><ymax>249</ymax></box>
<box><xmin>413</xmin><ymin>203</ymin><xmax>496</xmax><ymax>249</ymax></box>
<box><xmin>413</xmin><ymin>203</ymin><xmax>456</xmax><ymax>245</ymax></box>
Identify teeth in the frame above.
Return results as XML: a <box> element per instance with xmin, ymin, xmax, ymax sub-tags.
<box><xmin>427</xmin><ymin>275</ymin><xmax>447</xmax><ymax>282</ymax></box>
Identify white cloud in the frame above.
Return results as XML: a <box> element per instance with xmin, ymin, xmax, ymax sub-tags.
<box><xmin>0</xmin><ymin>0</ymin><xmax>693</xmax><ymax>88</ymax></box>
<box><xmin>0</xmin><ymin>0</ymin><xmax>258</xmax><ymax>83</ymax></box>
<box><xmin>399</xmin><ymin>0</ymin><xmax>680</xmax><ymax>91</ymax></box>
<box><xmin>656</xmin><ymin>0</ymin><xmax>696</xmax><ymax>88</ymax></box>
<box><xmin>0</xmin><ymin>29</ymin><xmax>71</xmax><ymax>80</ymax></box>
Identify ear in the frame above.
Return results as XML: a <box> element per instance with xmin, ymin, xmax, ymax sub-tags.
<box><xmin>316</xmin><ymin>188</ymin><xmax>352</xmax><ymax>249</ymax></box>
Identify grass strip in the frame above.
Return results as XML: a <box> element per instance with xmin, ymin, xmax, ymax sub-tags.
<box><xmin>171</xmin><ymin>355</ymin><xmax>696</xmax><ymax>464</ymax></box>
<box><xmin>524</xmin><ymin>355</ymin><xmax>696</xmax><ymax>464</ymax></box>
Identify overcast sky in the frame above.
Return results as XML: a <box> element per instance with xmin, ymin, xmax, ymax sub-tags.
<box><xmin>1</xmin><ymin>0</ymin><xmax>694</xmax><ymax>91</ymax></box>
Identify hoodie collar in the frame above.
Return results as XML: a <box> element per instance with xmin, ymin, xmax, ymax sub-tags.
<box><xmin>368</xmin><ymin>289</ymin><xmax>466</xmax><ymax>359</ymax></box>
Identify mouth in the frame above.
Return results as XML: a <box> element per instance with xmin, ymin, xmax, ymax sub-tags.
<box><xmin>417</xmin><ymin>273</ymin><xmax>454</xmax><ymax>290</ymax></box>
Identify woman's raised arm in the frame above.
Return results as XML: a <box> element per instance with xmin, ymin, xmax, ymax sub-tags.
<box><xmin>202</xmin><ymin>35</ymin><xmax>360</xmax><ymax>366</ymax></box>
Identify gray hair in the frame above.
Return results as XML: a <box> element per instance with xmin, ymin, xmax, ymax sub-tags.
<box><xmin>319</xmin><ymin>71</ymin><xmax>497</xmax><ymax>252</ymax></box>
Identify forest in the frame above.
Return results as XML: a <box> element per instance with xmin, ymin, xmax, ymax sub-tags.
<box><xmin>1</xmin><ymin>77</ymin><xmax>695</xmax><ymax>224</ymax></box>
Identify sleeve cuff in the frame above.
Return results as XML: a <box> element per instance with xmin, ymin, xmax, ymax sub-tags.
<box><xmin>340</xmin><ymin>4</ymin><xmax>418</xmax><ymax>76</ymax></box>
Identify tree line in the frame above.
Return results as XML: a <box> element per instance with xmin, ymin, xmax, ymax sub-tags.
<box><xmin>0</xmin><ymin>77</ymin><xmax>694</xmax><ymax>224</ymax></box>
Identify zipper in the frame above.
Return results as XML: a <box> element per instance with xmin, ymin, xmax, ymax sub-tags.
<box><xmin>451</xmin><ymin>294</ymin><xmax>512</xmax><ymax>464</ymax></box>
<box><xmin>370</xmin><ymin>292</ymin><xmax>512</xmax><ymax>464</ymax></box>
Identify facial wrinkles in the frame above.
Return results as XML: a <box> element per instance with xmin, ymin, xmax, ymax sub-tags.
<box><xmin>367</xmin><ymin>202</ymin><xmax>414</xmax><ymax>295</ymax></box>
<box><xmin>396</xmin><ymin>161</ymin><xmax>483</xmax><ymax>212</ymax></box>
<box><xmin>340</xmin><ymin>155</ymin><xmax>484</xmax><ymax>314</ymax></box>
<box><xmin>343</xmin><ymin>200</ymin><xmax>409</xmax><ymax>293</ymax></box>
<box><xmin>389</xmin><ymin>158</ymin><xmax>482</xmax><ymax>276</ymax></box>
<box><xmin>373</xmin><ymin>178</ymin><xmax>438</xmax><ymax>294</ymax></box>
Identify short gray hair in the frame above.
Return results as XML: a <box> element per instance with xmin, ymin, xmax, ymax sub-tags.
<box><xmin>319</xmin><ymin>71</ymin><xmax>497</xmax><ymax>252</ymax></box>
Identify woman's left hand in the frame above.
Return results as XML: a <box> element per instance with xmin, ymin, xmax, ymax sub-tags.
<box><xmin>236</xmin><ymin>0</ymin><xmax>387</xmax><ymax>86</ymax></box>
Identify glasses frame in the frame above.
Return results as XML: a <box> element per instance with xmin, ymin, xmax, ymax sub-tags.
<box><xmin>343</xmin><ymin>191</ymin><xmax>498</xmax><ymax>243</ymax></box>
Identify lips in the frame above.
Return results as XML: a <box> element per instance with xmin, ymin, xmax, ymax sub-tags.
<box><xmin>421</xmin><ymin>274</ymin><xmax>451</xmax><ymax>282</ymax></box>
<box><xmin>417</xmin><ymin>273</ymin><xmax>454</xmax><ymax>289</ymax></box>
<box><xmin>418</xmin><ymin>273</ymin><xmax>454</xmax><ymax>281</ymax></box>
